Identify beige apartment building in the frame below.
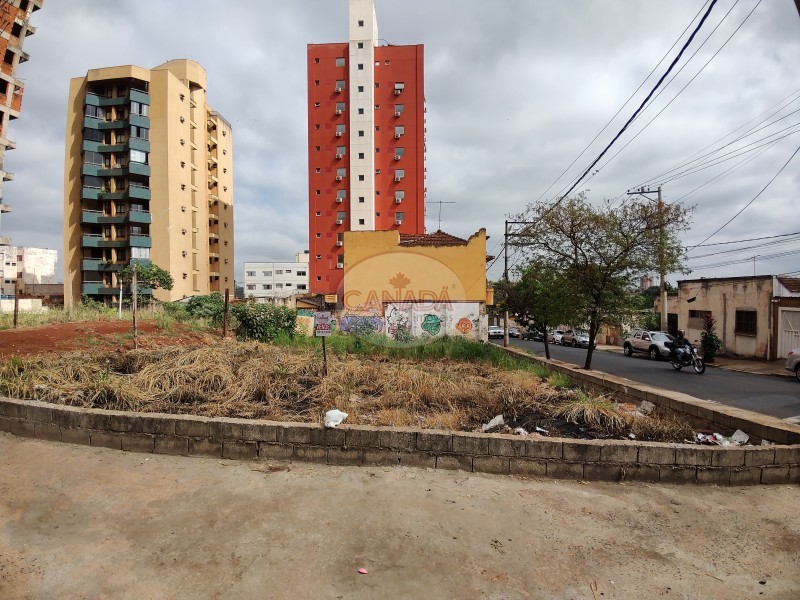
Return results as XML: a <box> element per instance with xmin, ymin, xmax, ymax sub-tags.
<box><xmin>63</xmin><ymin>59</ymin><xmax>233</xmax><ymax>306</ymax></box>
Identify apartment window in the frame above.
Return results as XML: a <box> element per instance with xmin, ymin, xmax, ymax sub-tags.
<box><xmin>314</xmin><ymin>58</ymin><xmax>319</xmax><ymax>64</ymax></box>
<box><xmin>297</xmin><ymin>270</ymin><xmax>306</xmax><ymax>277</ymax></box>
<box><xmin>316</xmin><ymin>255</ymin><xmax>322</xmax><ymax>260</ymax></box>
<box><xmin>358</xmin><ymin>64</ymin><xmax>364</xmax><ymax>71</ymax></box>
<box><xmin>375</xmin><ymin>61</ymin><xmax>380</xmax><ymax>67</ymax></box>
<box><xmin>83</xmin><ymin>151</ymin><xmax>103</xmax><ymax>166</ymax></box>
<box><xmin>337</xmin><ymin>211</ymin><xmax>346</xmax><ymax>221</ymax></box>
<box><xmin>395</xmin><ymin>104</ymin><xmax>405</xmax><ymax>114</ymax></box>
<box><xmin>130</xmin><ymin>149</ymin><xmax>148</xmax><ymax>164</ymax></box>
<box><xmin>336</xmin><ymin>102</ymin><xmax>346</xmax><ymax>113</ymax></box>
<box><xmin>130</xmin><ymin>125</ymin><xmax>149</xmax><ymax>140</ymax></box>
<box><xmin>358</xmin><ymin>108</ymin><xmax>364</xmax><ymax>115</ymax></box>
<box><xmin>357</xmin><ymin>19</ymin><xmax>364</xmax><ymax>26</ymax></box>
<box><xmin>286</xmin><ymin>270</ymin><xmax>292</xmax><ymax>274</ymax></box>
<box><xmin>84</xmin><ymin>105</ymin><xmax>103</xmax><ymax>119</ymax></box>
<box><xmin>130</xmin><ymin>101</ymin><xmax>149</xmax><ymax>116</ymax></box>
<box><xmin>315</xmin><ymin>168</ymin><xmax>321</xmax><ymax>173</ymax></box>
<box><xmin>263</xmin><ymin>284</ymin><xmax>271</xmax><ymax>290</ymax></box>
<box><xmin>336</xmin><ymin>167</ymin><xmax>347</xmax><ymax>178</ymax></box>
<box><xmin>263</xmin><ymin>271</ymin><xmax>272</xmax><ymax>276</ymax></box>
<box><xmin>357</xmin><ymin>42</ymin><xmax>364</xmax><ymax>49</ymax></box>
<box><xmin>247</xmin><ymin>285</ymin><xmax>255</xmax><ymax>291</ymax></box>
<box><xmin>336</xmin><ymin>57</ymin><xmax>345</xmax><ymax>67</ymax></box>
<box><xmin>358</xmin><ymin>86</ymin><xmax>364</xmax><ymax>92</ymax></box>
<box><xmin>375</xmin><ymin>169</ymin><xmax>380</xmax><ymax>174</ymax></box>
<box><xmin>335</xmin><ymin>79</ymin><xmax>346</xmax><ymax>90</ymax></box>
<box><xmin>358</xmin><ymin>196</ymin><xmax>365</xmax><ymax>203</ymax></box>
<box><xmin>735</xmin><ymin>310</ymin><xmax>757</xmax><ymax>336</ymax></box>
<box><xmin>396</xmin><ymin>212</ymin><xmax>405</xmax><ymax>222</ymax></box>
<box><xmin>84</xmin><ymin>128</ymin><xmax>104</xmax><ymax>142</ymax></box>
<box><xmin>314</xmin><ymin>124</ymin><xmax>320</xmax><ymax>130</ymax></box>
<box><xmin>358</xmin><ymin>175</ymin><xmax>365</xmax><ymax>181</ymax></box>
<box><xmin>374</xmin><ymin>83</ymin><xmax>379</xmax><ymax>88</ymax></box>
<box><xmin>358</xmin><ymin>153</ymin><xmax>365</xmax><ymax>159</ymax></box>
<box><xmin>316</xmin><ymin>233</ymin><xmax>321</xmax><ymax>238</ymax></box>
<box><xmin>395</xmin><ymin>169</ymin><xmax>405</xmax><ymax>180</ymax></box>
<box><xmin>314</xmin><ymin>102</ymin><xmax>320</xmax><ymax>108</ymax></box>
<box><xmin>358</xmin><ymin>130</ymin><xmax>364</xmax><ymax>137</ymax></box>
<box><xmin>315</xmin><ymin>189</ymin><xmax>321</xmax><ymax>195</ymax></box>
<box><xmin>276</xmin><ymin>270</ymin><xmax>283</xmax><ymax>275</ymax></box>
<box><xmin>297</xmin><ymin>284</ymin><xmax>307</xmax><ymax>290</ymax></box>
<box><xmin>395</xmin><ymin>125</ymin><xmax>405</xmax><ymax>137</ymax></box>
<box><xmin>336</xmin><ymin>124</ymin><xmax>346</xmax><ymax>135</ymax></box>
<box><xmin>395</xmin><ymin>147</ymin><xmax>405</xmax><ymax>158</ymax></box>
<box><xmin>315</xmin><ymin>146</ymin><xmax>320</xmax><ymax>151</ymax></box>
<box><xmin>337</xmin><ymin>190</ymin><xmax>347</xmax><ymax>200</ymax></box>
<box><xmin>276</xmin><ymin>284</ymin><xmax>283</xmax><ymax>289</ymax></box>
<box><xmin>394</xmin><ymin>82</ymin><xmax>405</xmax><ymax>92</ymax></box>
<box><xmin>337</xmin><ymin>233</ymin><xmax>344</xmax><ymax>244</ymax></box>
<box><xmin>246</xmin><ymin>270</ymin><xmax>256</xmax><ymax>277</ymax></box>
<box><xmin>358</xmin><ymin>219</ymin><xmax>365</xmax><ymax>225</ymax></box>
<box><xmin>316</xmin><ymin>211</ymin><xmax>321</xmax><ymax>216</ymax></box>
<box><xmin>384</xmin><ymin>60</ymin><xmax>391</xmax><ymax>66</ymax></box>
<box><xmin>336</xmin><ymin>145</ymin><xmax>346</xmax><ymax>155</ymax></box>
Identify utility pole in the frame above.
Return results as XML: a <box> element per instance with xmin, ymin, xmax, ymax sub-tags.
<box><xmin>627</xmin><ymin>185</ymin><xmax>668</xmax><ymax>332</ymax></box>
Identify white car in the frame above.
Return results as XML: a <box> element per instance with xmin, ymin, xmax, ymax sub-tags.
<box><xmin>488</xmin><ymin>326</ymin><xmax>504</xmax><ymax>339</ymax></box>
<box><xmin>786</xmin><ymin>348</ymin><xmax>800</xmax><ymax>382</ymax></box>
<box><xmin>549</xmin><ymin>329</ymin><xmax>567</xmax><ymax>344</ymax></box>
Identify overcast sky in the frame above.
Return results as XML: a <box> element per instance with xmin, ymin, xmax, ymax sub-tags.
<box><xmin>3</xmin><ymin>0</ymin><xmax>799</xmax><ymax>285</ymax></box>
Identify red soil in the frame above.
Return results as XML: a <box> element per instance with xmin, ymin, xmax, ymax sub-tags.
<box><xmin>0</xmin><ymin>320</ymin><xmax>214</xmax><ymax>359</ymax></box>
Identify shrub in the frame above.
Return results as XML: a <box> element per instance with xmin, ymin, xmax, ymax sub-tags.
<box><xmin>185</xmin><ymin>293</ymin><xmax>226</xmax><ymax>326</ymax></box>
<box><xmin>230</xmin><ymin>302</ymin><xmax>297</xmax><ymax>342</ymax></box>
<box><xmin>700</xmin><ymin>314</ymin><xmax>722</xmax><ymax>363</ymax></box>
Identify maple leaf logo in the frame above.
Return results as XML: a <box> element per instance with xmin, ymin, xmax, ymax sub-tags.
<box><xmin>389</xmin><ymin>272</ymin><xmax>411</xmax><ymax>290</ymax></box>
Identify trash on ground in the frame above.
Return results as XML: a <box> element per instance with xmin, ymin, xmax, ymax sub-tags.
<box><xmin>628</xmin><ymin>433</ymin><xmax>636</xmax><ymax>439</ymax></box>
<box><xmin>513</xmin><ymin>427</ymin><xmax>528</xmax><ymax>436</ymax></box>
<box><xmin>694</xmin><ymin>429</ymin><xmax>752</xmax><ymax>446</ymax></box>
<box><xmin>482</xmin><ymin>414</ymin><xmax>505</xmax><ymax>433</ymax></box>
<box><xmin>535</xmin><ymin>426</ymin><xmax>549</xmax><ymax>435</ymax></box>
<box><xmin>358</xmin><ymin>567</ymin><xmax>369</xmax><ymax>575</ymax></box>
<box><xmin>324</xmin><ymin>409</ymin><xmax>348</xmax><ymax>428</ymax></box>
<box><xmin>638</xmin><ymin>400</ymin><xmax>655</xmax><ymax>415</ymax></box>
<box><xmin>731</xmin><ymin>429</ymin><xmax>749</xmax><ymax>445</ymax></box>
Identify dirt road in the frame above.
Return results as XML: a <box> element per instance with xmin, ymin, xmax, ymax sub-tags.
<box><xmin>1</xmin><ymin>433</ymin><xmax>798</xmax><ymax>599</ymax></box>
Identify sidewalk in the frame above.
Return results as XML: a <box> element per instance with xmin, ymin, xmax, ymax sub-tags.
<box><xmin>597</xmin><ymin>344</ymin><xmax>794</xmax><ymax>379</ymax></box>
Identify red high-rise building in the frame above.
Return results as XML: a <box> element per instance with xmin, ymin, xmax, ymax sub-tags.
<box><xmin>307</xmin><ymin>0</ymin><xmax>425</xmax><ymax>296</ymax></box>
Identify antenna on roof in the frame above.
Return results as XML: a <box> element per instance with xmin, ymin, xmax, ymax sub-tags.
<box><xmin>428</xmin><ymin>201</ymin><xmax>455</xmax><ymax>231</ymax></box>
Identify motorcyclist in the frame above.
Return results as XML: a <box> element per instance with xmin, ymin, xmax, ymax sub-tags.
<box><xmin>671</xmin><ymin>329</ymin><xmax>689</xmax><ymax>363</ymax></box>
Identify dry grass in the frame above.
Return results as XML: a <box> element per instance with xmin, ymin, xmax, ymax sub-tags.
<box><xmin>0</xmin><ymin>340</ymin><xmax>694</xmax><ymax>441</ymax></box>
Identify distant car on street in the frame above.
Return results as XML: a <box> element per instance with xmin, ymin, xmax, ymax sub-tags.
<box><xmin>623</xmin><ymin>329</ymin><xmax>675</xmax><ymax>360</ymax></box>
<box><xmin>488</xmin><ymin>326</ymin><xmax>504</xmax><ymax>339</ymax></box>
<box><xmin>560</xmin><ymin>330</ymin><xmax>596</xmax><ymax>348</ymax></box>
<box><xmin>508</xmin><ymin>327</ymin><xmax>520</xmax><ymax>338</ymax></box>
<box><xmin>786</xmin><ymin>348</ymin><xmax>800</xmax><ymax>381</ymax></box>
<box><xmin>549</xmin><ymin>329</ymin><xmax>567</xmax><ymax>344</ymax></box>
<box><xmin>522</xmin><ymin>326</ymin><xmax>544</xmax><ymax>341</ymax></box>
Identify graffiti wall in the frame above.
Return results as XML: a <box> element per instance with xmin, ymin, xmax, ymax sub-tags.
<box><xmin>383</xmin><ymin>301</ymin><xmax>486</xmax><ymax>341</ymax></box>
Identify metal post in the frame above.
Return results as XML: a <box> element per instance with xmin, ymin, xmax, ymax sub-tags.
<box><xmin>503</xmin><ymin>220</ymin><xmax>509</xmax><ymax>347</ymax></box>
<box><xmin>132</xmin><ymin>264</ymin><xmax>138</xmax><ymax>350</ymax></box>
<box><xmin>13</xmin><ymin>277</ymin><xmax>19</xmax><ymax>328</ymax></box>
<box><xmin>223</xmin><ymin>288</ymin><xmax>230</xmax><ymax>337</ymax></box>
<box><xmin>658</xmin><ymin>186</ymin><xmax>668</xmax><ymax>333</ymax></box>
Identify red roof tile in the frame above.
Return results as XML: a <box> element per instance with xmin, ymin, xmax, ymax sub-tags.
<box><xmin>778</xmin><ymin>277</ymin><xmax>800</xmax><ymax>293</ymax></box>
<box><xmin>399</xmin><ymin>230</ymin><xmax>468</xmax><ymax>247</ymax></box>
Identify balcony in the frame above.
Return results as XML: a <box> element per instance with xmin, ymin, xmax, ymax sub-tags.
<box><xmin>81</xmin><ymin>210</ymin><xmax>104</xmax><ymax>224</ymax></box>
<box><xmin>81</xmin><ymin>259</ymin><xmax>104</xmax><ymax>271</ymax></box>
<box><xmin>129</xmin><ymin>114</ymin><xmax>149</xmax><ymax>128</ymax></box>
<box><xmin>98</xmin><ymin>119</ymin><xmax>128</xmax><ymax>130</ymax></box>
<box><xmin>81</xmin><ymin>163</ymin><xmax>103</xmax><ymax>177</ymax></box>
<box><xmin>82</xmin><ymin>140</ymin><xmax>102</xmax><ymax>153</ymax></box>
<box><xmin>97</xmin><ymin>166</ymin><xmax>126</xmax><ymax>178</ymax></box>
<box><xmin>130</xmin><ymin>234</ymin><xmax>152</xmax><ymax>248</ymax></box>
<box><xmin>128</xmin><ymin>185</ymin><xmax>151</xmax><ymax>201</ymax></box>
<box><xmin>128</xmin><ymin>209</ymin><xmax>152</xmax><ymax>224</ymax></box>
<box><xmin>129</xmin><ymin>137</ymin><xmax>149</xmax><ymax>153</ymax></box>
<box><xmin>98</xmin><ymin>143</ymin><xmax>127</xmax><ymax>154</ymax></box>
<box><xmin>82</xmin><ymin>186</ymin><xmax>101</xmax><ymax>200</ymax></box>
<box><xmin>129</xmin><ymin>89</ymin><xmax>150</xmax><ymax>105</ymax></box>
<box><xmin>129</xmin><ymin>162</ymin><xmax>150</xmax><ymax>177</ymax></box>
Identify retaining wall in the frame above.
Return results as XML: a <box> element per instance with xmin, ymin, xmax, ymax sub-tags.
<box><xmin>1</xmin><ymin>395</ymin><xmax>798</xmax><ymax>486</ymax></box>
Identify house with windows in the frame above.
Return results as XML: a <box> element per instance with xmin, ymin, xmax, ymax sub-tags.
<box><xmin>243</xmin><ymin>252</ymin><xmax>310</xmax><ymax>306</ymax></box>
<box><xmin>665</xmin><ymin>276</ymin><xmax>800</xmax><ymax>360</ymax></box>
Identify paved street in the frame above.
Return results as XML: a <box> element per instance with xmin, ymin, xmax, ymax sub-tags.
<box><xmin>495</xmin><ymin>339</ymin><xmax>800</xmax><ymax>422</ymax></box>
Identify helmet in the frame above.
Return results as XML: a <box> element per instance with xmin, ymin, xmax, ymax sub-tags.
<box><xmin>678</xmin><ymin>329</ymin><xmax>685</xmax><ymax>336</ymax></box>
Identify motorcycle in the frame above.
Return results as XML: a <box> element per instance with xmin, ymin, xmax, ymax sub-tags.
<box><xmin>670</xmin><ymin>344</ymin><xmax>705</xmax><ymax>374</ymax></box>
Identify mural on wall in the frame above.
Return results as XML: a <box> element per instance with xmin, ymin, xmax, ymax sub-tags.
<box><xmin>339</xmin><ymin>314</ymin><xmax>384</xmax><ymax>335</ymax></box>
<box><xmin>384</xmin><ymin>302</ymin><xmax>486</xmax><ymax>341</ymax></box>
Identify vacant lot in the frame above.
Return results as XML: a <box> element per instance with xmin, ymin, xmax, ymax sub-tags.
<box><xmin>1</xmin><ymin>433</ymin><xmax>798</xmax><ymax>599</ymax></box>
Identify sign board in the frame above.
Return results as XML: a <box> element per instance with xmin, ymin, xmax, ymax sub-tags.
<box><xmin>314</xmin><ymin>311</ymin><xmax>332</xmax><ymax>337</ymax></box>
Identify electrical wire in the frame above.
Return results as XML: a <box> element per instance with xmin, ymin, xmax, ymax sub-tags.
<box><xmin>687</xmin><ymin>230</ymin><xmax>800</xmax><ymax>249</ymax></box>
<box><xmin>687</xmin><ymin>142</ymin><xmax>800</xmax><ymax>250</ymax></box>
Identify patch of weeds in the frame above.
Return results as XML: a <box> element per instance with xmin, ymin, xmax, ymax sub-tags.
<box><xmin>552</xmin><ymin>390</ymin><xmax>629</xmax><ymax>436</ymax></box>
<box><xmin>547</xmin><ymin>372</ymin><xmax>574</xmax><ymax>389</ymax></box>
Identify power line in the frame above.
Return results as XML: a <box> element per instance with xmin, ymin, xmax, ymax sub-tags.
<box><xmin>687</xmin><ymin>142</ymin><xmax>800</xmax><ymax>249</ymax></box>
<box><xmin>687</xmin><ymin>230</ymin><xmax>800</xmax><ymax>249</ymax></box>
<box><xmin>530</xmin><ymin>2</ymin><xmax>712</xmax><ymax>206</ymax></box>
<box><xmin>553</xmin><ymin>0</ymin><xmax>720</xmax><ymax>205</ymax></box>
<box><xmin>686</xmin><ymin>236</ymin><xmax>800</xmax><ymax>260</ymax></box>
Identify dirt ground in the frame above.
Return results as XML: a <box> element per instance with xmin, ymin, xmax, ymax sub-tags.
<box><xmin>1</xmin><ymin>433</ymin><xmax>798</xmax><ymax>599</ymax></box>
<box><xmin>0</xmin><ymin>320</ymin><xmax>214</xmax><ymax>358</ymax></box>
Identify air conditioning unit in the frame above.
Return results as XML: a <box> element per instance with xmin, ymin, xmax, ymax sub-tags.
<box><xmin>394</xmin><ymin>177</ymin><xmax>402</xmax><ymax>182</ymax></box>
<box><xmin>395</xmin><ymin>220</ymin><xmax>403</xmax><ymax>226</ymax></box>
<box><xmin>335</xmin><ymin>131</ymin><xmax>342</xmax><ymax>137</ymax></box>
<box><xmin>394</xmin><ymin>133</ymin><xmax>401</xmax><ymax>139</ymax></box>
<box><xmin>335</xmin><ymin>87</ymin><xmax>342</xmax><ymax>93</ymax></box>
<box><xmin>394</xmin><ymin>111</ymin><xmax>401</xmax><ymax>117</ymax></box>
<box><xmin>394</xmin><ymin>197</ymin><xmax>402</xmax><ymax>204</ymax></box>
<box><xmin>335</xmin><ymin>109</ymin><xmax>342</xmax><ymax>115</ymax></box>
<box><xmin>335</xmin><ymin>197</ymin><xmax>343</xmax><ymax>203</ymax></box>
<box><xmin>336</xmin><ymin>175</ymin><xmax>343</xmax><ymax>181</ymax></box>
<box><xmin>394</xmin><ymin>155</ymin><xmax>401</xmax><ymax>161</ymax></box>
<box><xmin>336</xmin><ymin>264</ymin><xmax>344</xmax><ymax>269</ymax></box>
<box><xmin>181</xmin><ymin>250</ymin><xmax>188</xmax><ymax>257</ymax></box>
<box><xmin>336</xmin><ymin>241</ymin><xmax>343</xmax><ymax>247</ymax></box>
<box><xmin>336</xmin><ymin>219</ymin><xmax>343</xmax><ymax>225</ymax></box>
<box><xmin>335</xmin><ymin>153</ymin><xmax>342</xmax><ymax>159</ymax></box>
<box><xmin>394</xmin><ymin>89</ymin><xmax>401</xmax><ymax>95</ymax></box>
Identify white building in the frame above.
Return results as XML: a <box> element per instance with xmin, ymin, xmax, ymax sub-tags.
<box><xmin>244</xmin><ymin>252</ymin><xmax>310</xmax><ymax>305</ymax></box>
<box><xmin>0</xmin><ymin>246</ymin><xmax>58</xmax><ymax>296</ymax></box>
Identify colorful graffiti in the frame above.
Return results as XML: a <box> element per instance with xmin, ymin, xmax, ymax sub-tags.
<box><xmin>420</xmin><ymin>314</ymin><xmax>443</xmax><ymax>336</ymax></box>
<box><xmin>339</xmin><ymin>314</ymin><xmax>384</xmax><ymax>335</ymax></box>
<box><xmin>455</xmin><ymin>317</ymin><xmax>473</xmax><ymax>335</ymax></box>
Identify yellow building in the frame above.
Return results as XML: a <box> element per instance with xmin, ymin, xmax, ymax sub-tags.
<box><xmin>340</xmin><ymin>229</ymin><xmax>492</xmax><ymax>340</ymax></box>
<box><xmin>63</xmin><ymin>60</ymin><xmax>234</xmax><ymax>306</ymax></box>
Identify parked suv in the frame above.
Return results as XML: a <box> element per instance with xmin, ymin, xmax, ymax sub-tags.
<box><xmin>488</xmin><ymin>326</ymin><xmax>504</xmax><ymax>339</ymax></box>
<box><xmin>623</xmin><ymin>329</ymin><xmax>675</xmax><ymax>360</ymax></box>
<box><xmin>786</xmin><ymin>348</ymin><xmax>800</xmax><ymax>381</ymax></box>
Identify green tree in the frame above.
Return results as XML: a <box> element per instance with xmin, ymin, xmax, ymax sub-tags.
<box><xmin>497</xmin><ymin>261</ymin><xmax>576</xmax><ymax>359</ymax></box>
<box><xmin>516</xmin><ymin>193</ymin><xmax>692</xmax><ymax>369</ymax></box>
<box><xmin>700</xmin><ymin>313</ymin><xmax>722</xmax><ymax>363</ymax></box>
<box><xmin>118</xmin><ymin>262</ymin><xmax>174</xmax><ymax>303</ymax></box>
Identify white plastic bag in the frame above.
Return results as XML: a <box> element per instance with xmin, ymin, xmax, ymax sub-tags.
<box><xmin>324</xmin><ymin>409</ymin><xmax>348</xmax><ymax>428</ymax></box>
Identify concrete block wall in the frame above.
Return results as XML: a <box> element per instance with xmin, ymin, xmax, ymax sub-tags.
<box><xmin>1</xmin><ymin>396</ymin><xmax>798</xmax><ymax>485</ymax></box>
